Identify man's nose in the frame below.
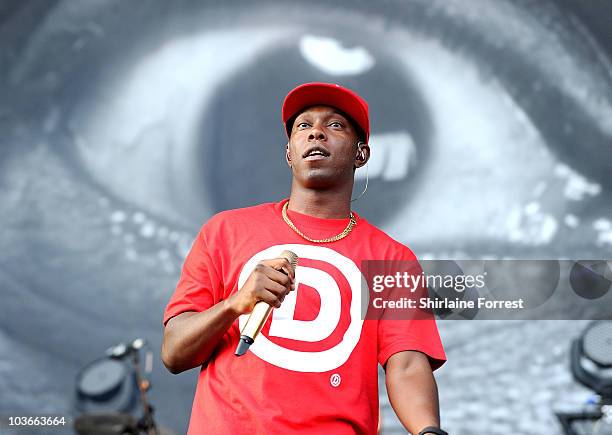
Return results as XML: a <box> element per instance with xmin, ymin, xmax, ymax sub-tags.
<box><xmin>308</xmin><ymin>125</ymin><xmax>326</xmax><ymax>141</ymax></box>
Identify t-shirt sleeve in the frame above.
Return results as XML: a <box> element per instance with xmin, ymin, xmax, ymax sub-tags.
<box><xmin>162</xmin><ymin>225</ymin><xmax>219</xmax><ymax>326</ymax></box>
<box><xmin>377</xmin><ymin>246</ymin><xmax>447</xmax><ymax>371</ymax></box>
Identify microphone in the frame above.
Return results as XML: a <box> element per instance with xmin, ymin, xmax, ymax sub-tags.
<box><xmin>235</xmin><ymin>250</ymin><xmax>298</xmax><ymax>356</ymax></box>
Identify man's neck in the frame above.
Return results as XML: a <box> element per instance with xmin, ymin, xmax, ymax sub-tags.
<box><xmin>286</xmin><ymin>187</ymin><xmax>353</xmax><ymax>219</ymax></box>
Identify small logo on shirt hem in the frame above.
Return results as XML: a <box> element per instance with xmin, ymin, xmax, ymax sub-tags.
<box><xmin>330</xmin><ymin>373</ymin><xmax>341</xmax><ymax>387</ymax></box>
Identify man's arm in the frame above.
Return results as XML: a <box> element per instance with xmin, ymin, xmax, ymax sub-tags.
<box><xmin>161</xmin><ymin>302</ymin><xmax>239</xmax><ymax>374</ymax></box>
<box><xmin>161</xmin><ymin>257</ymin><xmax>295</xmax><ymax>374</ymax></box>
<box><xmin>385</xmin><ymin>350</ymin><xmax>441</xmax><ymax>434</ymax></box>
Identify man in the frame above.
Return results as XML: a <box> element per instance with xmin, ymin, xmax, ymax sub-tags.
<box><xmin>161</xmin><ymin>82</ymin><xmax>448</xmax><ymax>435</ymax></box>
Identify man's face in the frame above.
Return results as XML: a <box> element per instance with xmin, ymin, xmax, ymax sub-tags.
<box><xmin>286</xmin><ymin>105</ymin><xmax>361</xmax><ymax>189</ymax></box>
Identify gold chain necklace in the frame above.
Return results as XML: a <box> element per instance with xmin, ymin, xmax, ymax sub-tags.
<box><xmin>282</xmin><ymin>201</ymin><xmax>357</xmax><ymax>243</ymax></box>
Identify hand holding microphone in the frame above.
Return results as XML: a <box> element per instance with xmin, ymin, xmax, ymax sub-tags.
<box><xmin>233</xmin><ymin>250</ymin><xmax>298</xmax><ymax>356</ymax></box>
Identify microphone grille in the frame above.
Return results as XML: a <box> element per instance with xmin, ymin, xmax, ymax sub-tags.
<box><xmin>279</xmin><ymin>250</ymin><xmax>298</xmax><ymax>269</ymax></box>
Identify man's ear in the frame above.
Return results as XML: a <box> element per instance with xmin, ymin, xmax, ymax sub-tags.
<box><xmin>355</xmin><ymin>142</ymin><xmax>370</xmax><ymax>169</ymax></box>
<box><xmin>285</xmin><ymin>143</ymin><xmax>292</xmax><ymax>167</ymax></box>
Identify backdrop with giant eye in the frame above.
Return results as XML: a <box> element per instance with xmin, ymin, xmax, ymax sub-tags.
<box><xmin>1</xmin><ymin>1</ymin><xmax>612</xmax><ymax>434</ymax></box>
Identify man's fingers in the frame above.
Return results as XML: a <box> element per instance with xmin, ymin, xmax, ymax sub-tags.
<box><xmin>258</xmin><ymin>261</ymin><xmax>293</xmax><ymax>287</ymax></box>
<box><xmin>257</xmin><ymin>289</ymin><xmax>282</xmax><ymax>308</ymax></box>
<box><xmin>263</xmin><ymin>278</ymin><xmax>288</xmax><ymax>297</ymax></box>
<box><xmin>279</xmin><ymin>258</ymin><xmax>296</xmax><ymax>282</ymax></box>
<box><xmin>260</xmin><ymin>258</ymin><xmax>296</xmax><ymax>282</ymax></box>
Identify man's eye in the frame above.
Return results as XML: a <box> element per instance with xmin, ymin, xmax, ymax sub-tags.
<box><xmin>329</xmin><ymin>121</ymin><xmax>343</xmax><ymax>128</ymax></box>
<box><xmin>297</xmin><ymin>122</ymin><xmax>310</xmax><ymax>128</ymax></box>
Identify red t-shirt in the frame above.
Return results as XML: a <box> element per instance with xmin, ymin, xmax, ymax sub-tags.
<box><xmin>163</xmin><ymin>198</ymin><xmax>446</xmax><ymax>435</ymax></box>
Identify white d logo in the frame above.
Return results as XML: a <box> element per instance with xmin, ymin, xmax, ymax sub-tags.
<box><xmin>238</xmin><ymin>244</ymin><xmax>367</xmax><ymax>372</ymax></box>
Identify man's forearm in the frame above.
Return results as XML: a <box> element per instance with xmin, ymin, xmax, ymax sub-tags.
<box><xmin>161</xmin><ymin>299</ymin><xmax>239</xmax><ymax>374</ymax></box>
<box><xmin>162</xmin><ymin>257</ymin><xmax>295</xmax><ymax>374</ymax></box>
<box><xmin>385</xmin><ymin>353</ymin><xmax>440</xmax><ymax>434</ymax></box>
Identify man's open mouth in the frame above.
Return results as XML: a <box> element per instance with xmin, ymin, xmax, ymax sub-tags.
<box><xmin>303</xmin><ymin>146</ymin><xmax>330</xmax><ymax>160</ymax></box>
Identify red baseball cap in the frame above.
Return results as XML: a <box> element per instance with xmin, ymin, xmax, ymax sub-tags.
<box><xmin>282</xmin><ymin>82</ymin><xmax>370</xmax><ymax>142</ymax></box>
